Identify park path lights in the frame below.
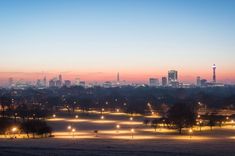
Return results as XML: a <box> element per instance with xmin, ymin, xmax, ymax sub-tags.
<box><xmin>130</xmin><ymin>128</ymin><xmax>135</xmax><ymax>139</ymax></box>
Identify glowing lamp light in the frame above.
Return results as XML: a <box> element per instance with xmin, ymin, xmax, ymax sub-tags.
<box><xmin>130</xmin><ymin>117</ymin><xmax>133</xmax><ymax>121</ymax></box>
<box><xmin>67</xmin><ymin>125</ymin><xmax>72</xmax><ymax>130</ymax></box>
<box><xmin>53</xmin><ymin>114</ymin><xmax>56</xmax><ymax>118</ymax></box>
<box><xmin>116</xmin><ymin>124</ymin><xmax>120</xmax><ymax>129</ymax></box>
<box><xmin>102</xmin><ymin>108</ymin><xmax>105</xmax><ymax>111</ymax></box>
<box><xmin>189</xmin><ymin>128</ymin><xmax>193</xmax><ymax>133</ymax></box>
<box><xmin>101</xmin><ymin>116</ymin><xmax>104</xmax><ymax>120</ymax></box>
<box><xmin>189</xmin><ymin>128</ymin><xmax>193</xmax><ymax>139</ymax></box>
<box><xmin>131</xmin><ymin>128</ymin><xmax>134</xmax><ymax>133</ymax></box>
<box><xmin>72</xmin><ymin>128</ymin><xmax>76</xmax><ymax>132</ymax></box>
<box><xmin>116</xmin><ymin>109</ymin><xmax>120</xmax><ymax>112</ymax></box>
<box><xmin>12</xmin><ymin>127</ymin><xmax>17</xmax><ymax>132</ymax></box>
<box><xmin>75</xmin><ymin>115</ymin><xmax>78</xmax><ymax>119</ymax></box>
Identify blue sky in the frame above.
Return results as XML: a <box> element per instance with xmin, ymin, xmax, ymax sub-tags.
<box><xmin>0</xmin><ymin>0</ymin><xmax>235</xmax><ymax>83</ymax></box>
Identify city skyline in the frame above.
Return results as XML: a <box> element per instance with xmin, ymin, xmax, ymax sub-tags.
<box><xmin>0</xmin><ymin>0</ymin><xmax>235</xmax><ymax>84</ymax></box>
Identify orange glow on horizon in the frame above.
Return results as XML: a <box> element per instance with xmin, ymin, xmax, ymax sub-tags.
<box><xmin>0</xmin><ymin>68</ymin><xmax>235</xmax><ymax>84</ymax></box>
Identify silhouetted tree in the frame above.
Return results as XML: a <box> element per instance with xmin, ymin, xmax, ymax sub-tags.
<box><xmin>167</xmin><ymin>103</ymin><xmax>196</xmax><ymax>134</ymax></box>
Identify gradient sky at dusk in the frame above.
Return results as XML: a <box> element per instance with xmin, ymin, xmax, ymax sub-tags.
<box><xmin>0</xmin><ymin>0</ymin><xmax>235</xmax><ymax>84</ymax></box>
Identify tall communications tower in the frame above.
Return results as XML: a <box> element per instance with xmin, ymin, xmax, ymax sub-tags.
<box><xmin>212</xmin><ymin>64</ymin><xmax>216</xmax><ymax>83</ymax></box>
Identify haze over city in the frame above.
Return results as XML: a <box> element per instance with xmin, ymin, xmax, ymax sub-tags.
<box><xmin>0</xmin><ymin>0</ymin><xmax>235</xmax><ymax>85</ymax></box>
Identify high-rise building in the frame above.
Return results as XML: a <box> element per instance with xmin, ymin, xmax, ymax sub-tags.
<box><xmin>49</xmin><ymin>79</ymin><xmax>56</xmax><ymax>87</ymax></box>
<box><xmin>196</xmin><ymin>76</ymin><xmax>201</xmax><ymax>86</ymax></box>
<box><xmin>79</xmin><ymin>81</ymin><xmax>86</xmax><ymax>88</ymax></box>
<box><xmin>212</xmin><ymin>64</ymin><xmax>216</xmax><ymax>83</ymax></box>
<box><xmin>162</xmin><ymin>77</ymin><xmax>167</xmax><ymax>86</ymax></box>
<box><xmin>75</xmin><ymin>78</ymin><xmax>80</xmax><ymax>86</ymax></box>
<box><xmin>201</xmin><ymin>79</ymin><xmax>207</xmax><ymax>87</ymax></box>
<box><xmin>64</xmin><ymin>80</ymin><xmax>71</xmax><ymax>87</ymax></box>
<box><xmin>117</xmin><ymin>72</ymin><xmax>120</xmax><ymax>82</ymax></box>
<box><xmin>55</xmin><ymin>80</ymin><xmax>62</xmax><ymax>87</ymax></box>
<box><xmin>149</xmin><ymin>78</ymin><xmax>159</xmax><ymax>87</ymax></box>
<box><xmin>8</xmin><ymin>77</ymin><xmax>14</xmax><ymax>87</ymax></box>
<box><xmin>43</xmin><ymin>77</ymin><xmax>47</xmax><ymax>87</ymax></box>
<box><xmin>168</xmin><ymin>70</ymin><xmax>178</xmax><ymax>82</ymax></box>
<box><xmin>59</xmin><ymin>74</ymin><xmax>63</xmax><ymax>85</ymax></box>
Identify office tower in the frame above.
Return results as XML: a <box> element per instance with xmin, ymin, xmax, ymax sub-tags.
<box><xmin>43</xmin><ymin>77</ymin><xmax>47</xmax><ymax>87</ymax></box>
<box><xmin>8</xmin><ymin>77</ymin><xmax>13</xmax><ymax>87</ymax></box>
<box><xmin>117</xmin><ymin>72</ymin><xmax>120</xmax><ymax>82</ymax></box>
<box><xmin>79</xmin><ymin>81</ymin><xmax>86</xmax><ymax>88</ymax></box>
<box><xmin>162</xmin><ymin>77</ymin><xmax>167</xmax><ymax>86</ymax></box>
<box><xmin>59</xmin><ymin>74</ymin><xmax>62</xmax><ymax>83</ymax></box>
<box><xmin>64</xmin><ymin>80</ymin><xmax>71</xmax><ymax>87</ymax></box>
<box><xmin>75</xmin><ymin>78</ymin><xmax>80</xmax><ymax>86</ymax></box>
<box><xmin>200</xmin><ymin>79</ymin><xmax>207</xmax><ymax>87</ymax></box>
<box><xmin>55</xmin><ymin>80</ymin><xmax>62</xmax><ymax>87</ymax></box>
<box><xmin>196</xmin><ymin>76</ymin><xmax>201</xmax><ymax>86</ymax></box>
<box><xmin>149</xmin><ymin>78</ymin><xmax>159</xmax><ymax>87</ymax></box>
<box><xmin>212</xmin><ymin>64</ymin><xmax>216</xmax><ymax>83</ymax></box>
<box><xmin>49</xmin><ymin>79</ymin><xmax>56</xmax><ymax>87</ymax></box>
<box><xmin>168</xmin><ymin>70</ymin><xmax>178</xmax><ymax>83</ymax></box>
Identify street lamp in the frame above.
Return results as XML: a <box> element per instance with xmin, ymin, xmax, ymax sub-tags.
<box><xmin>53</xmin><ymin>114</ymin><xmax>56</xmax><ymax>118</ymax></box>
<box><xmin>189</xmin><ymin>128</ymin><xmax>193</xmax><ymax>139</ymax></box>
<box><xmin>129</xmin><ymin>117</ymin><xmax>133</xmax><ymax>121</ymax></box>
<box><xmin>75</xmin><ymin>115</ymin><xmax>78</xmax><ymax>119</ymax></box>
<box><xmin>12</xmin><ymin>127</ymin><xmax>17</xmax><ymax>138</ymax></box>
<box><xmin>116</xmin><ymin>124</ymin><xmax>120</xmax><ymax>133</ymax></box>
<box><xmin>67</xmin><ymin>125</ymin><xmax>72</xmax><ymax>130</ymax></box>
<box><xmin>101</xmin><ymin>116</ymin><xmax>104</xmax><ymax>120</ymax></box>
<box><xmin>130</xmin><ymin>128</ymin><xmax>134</xmax><ymax>139</ymax></box>
<box><xmin>199</xmin><ymin>120</ymin><xmax>202</xmax><ymax>132</ymax></box>
<box><xmin>72</xmin><ymin>128</ymin><xmax>76</xmax><ymax>138</ymax></box>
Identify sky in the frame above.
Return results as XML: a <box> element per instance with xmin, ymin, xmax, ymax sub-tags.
<box><xmin>0</xmin><ymin>0</ymin><xmax>235</xmax><ymax>85</ymax></box>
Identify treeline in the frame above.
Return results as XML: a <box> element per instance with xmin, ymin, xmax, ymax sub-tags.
<box><xmin>1</xmin><ymin>86</ymin><xmax>235</xmax><ymax>116</ymax></box>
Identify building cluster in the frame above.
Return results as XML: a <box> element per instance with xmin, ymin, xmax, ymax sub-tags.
<box><xmin>149</xmin><ymin>64</ymin><xmax>224</xmax><ymax>88</ymax></box>
<box><xmin>7</xmin><ymin>64</ymin><xmax>225</xmax><ymax>89</ymax></box>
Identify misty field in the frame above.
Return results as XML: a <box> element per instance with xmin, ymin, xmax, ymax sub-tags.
<box><xmin>0</xmin><ymin>112</ymin><xmax>235</xmax><ymax>156</ymax></box>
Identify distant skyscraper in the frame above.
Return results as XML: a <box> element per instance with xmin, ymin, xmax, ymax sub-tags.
<box><xmin>117</xmin><ymin>72</ymin><xmax>120</xmax><ymax>82</ymax></box>
<box><xmin>8</xmin><ymin>77</ymin><xmax>13</xmax><ymax>87</ymax></box>
<box><xmin>64</xmin><ymin>80</ymin><xmax>71</xmax><ymax>87</ymax></box>
<box><xmin>168</xmin><ymin>70</ymin><xmax>178</xmax><ymax>82</ymax></box>
<box><xmin>196</xmin><ymin>76</ymin><xmax>201</xmax><ymax>86</ymax></box>
<box><xmin>49</xmin><ymin>79</ymin><xmax>56</xmax><ymax>87</ymax></box>
<box><xmin>43</xmin><ymin>77</ymin><xmax>47</xmax><ymax>87</ymax></box>
<box><xmin>201</xmin><ymin>79</ymin><xmax>207</xmax><ymax>87</ymax></box>
<box><xmin>59</xmin><ymin>74</ymin><xmax>62</xmax><ymax>82</ymax></box>
<box><xmin>212</xmin><ymin>64</ymin><xmax>216</xmax><ymax>83</ymax></box>
<box><xmin>162</xmin><ymin>77</ymin><xmax>167</xmax><ymax>86</ymax></box>
<box><xmin>75</xmin><ymin>78</ymin><xmax>80</xmax><ymax>86</ymax></box>
<box><xmin>79</xmin><ymin>81</ymin><xmax>86</xmax><ymax>88</ymax></box>
<box><xmin>149</xmin><ymin>78</ymin><xmax>159</xmax><ymax>87</ymax></box>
